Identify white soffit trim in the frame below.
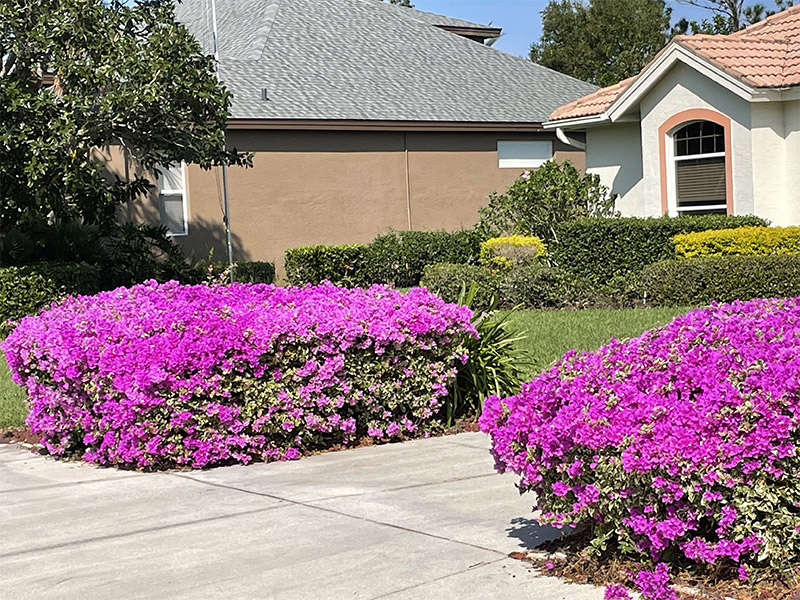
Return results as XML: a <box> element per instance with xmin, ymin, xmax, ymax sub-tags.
<box><xmin>607</xmin><ymin>43</ymin><xmax>755</xmax><ymax>122</ymax></box>
<box><xmin>542</xmin><ymin>113</ymin><xmax>608</xmax><ymax>130</ymax></box>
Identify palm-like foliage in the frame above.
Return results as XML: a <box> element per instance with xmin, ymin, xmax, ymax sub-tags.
<box><xmin>445</xmin><ymin>283</ymin><xmax>532</xmax><ymax>425</ymax></box>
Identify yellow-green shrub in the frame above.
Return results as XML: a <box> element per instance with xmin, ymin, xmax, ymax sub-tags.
<box><xmin>479</xmin><ymin>235</ymin><xmax>546</xmax><ymax>272</ymax></box>
<box><xmin>673</xmin><ymin>226</ymin><xmax>800</xmax><ymax>259</ymax></box>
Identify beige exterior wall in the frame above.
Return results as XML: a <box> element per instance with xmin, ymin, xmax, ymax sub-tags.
<box><xmin>125</xmin><ymin>129</ymin><xmax>580</xmax><ymax>277</ymax></box>
<box><xmin>751</xmin><ymin>102</ymin><xmax>790</xmax><ymax>225</ymax></box>
<box><xmin>586</xmin><ymin>62</ymin><xmax>760</xmax><ymax>218</ymax></box>
<box><xmin>784</xmin><ymin>100</ymin><xmax>800</xmax><ymax>226</ymax></box>
<box><xmin>640</xmin><ymin>61</ymin><xmax>753</xmax><ymax>215</ymax></box>
<box><xmin>586</xmin><ymin>122</ymin><xmax>647</xmax><ymax>216</ymax></box>
<box><xmin>585</xmin><ymin>68</ymin><xmax>800</xmax><ymax>226</ymax></box>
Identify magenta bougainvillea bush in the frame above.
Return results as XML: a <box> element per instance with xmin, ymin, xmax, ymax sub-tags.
<box><xmin>3</xmin><ymin>281</ymin><xmax>474</xmax><ymax>469</ymax></box>
<box><xmin>481</xmin><ymin>298</ymin><xmax>800</xmax><ymax>599</ymax></box>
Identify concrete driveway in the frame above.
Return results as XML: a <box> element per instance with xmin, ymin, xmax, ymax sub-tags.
<box><xmin>1</xmin><ymin>432</ymin><xmax>603</xmax><ymax>600</ymax></box>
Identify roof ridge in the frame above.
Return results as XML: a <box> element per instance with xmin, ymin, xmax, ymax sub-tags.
<box><xmin>732</xmin><ymin>4</ymin><xmax>800</xmax><ymax>39</ymax></box>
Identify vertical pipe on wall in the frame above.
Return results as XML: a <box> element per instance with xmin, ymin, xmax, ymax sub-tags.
<box><xmin>210</xmin><ymin>0</ymin><xmax>234</xmax><ymax>270</ymax></box>
<box><xmin>404</xmin><ymin>133</ymin><xmax>412</xmax><ymax>230</ymax></box>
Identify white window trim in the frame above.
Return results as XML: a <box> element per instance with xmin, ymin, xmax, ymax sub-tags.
<box><xmin>674</xmin><ymin>151</ymin><xmax>725</xmax><ymax>162</ymax></box>
<box><xmin>497</xmin><ymin>140</ymin><xmax>553</xmax><ymax>169</ymax></box>
<box><xmin>158</xmin><ymin>162</ymin><xmax>189</xmax><ymax>237</ymax></box>
<box><xmin>666</xmin><ymin>128</ymin><xmax>727</xmax><ymax>217</ymax></box>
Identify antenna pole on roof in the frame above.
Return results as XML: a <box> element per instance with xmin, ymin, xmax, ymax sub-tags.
<box><xmin>210</xmin><ymin>0</ymin><xmax>235</xmax><ymax>275</ymax></box>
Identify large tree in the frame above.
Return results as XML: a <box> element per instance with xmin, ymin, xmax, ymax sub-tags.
<box><xmin>0</xmin><ymin>0</ymin><xmax>248</xmax><ymax>234</ymax></box>
<box><xmin>530</xmin><ymin>0</ymin><xmax>672</xmax><ymax>87</ymax></box>
<box><xmin>675</xmin><ymin>0</ymin><xmax>793</xmax><ymax>32</ymax></box>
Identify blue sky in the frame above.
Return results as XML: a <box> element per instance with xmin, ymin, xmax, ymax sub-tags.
<box><xmin>410</xmin><ymin>1</ymin><xmax>719</xmax><ymax>57</ymax></box>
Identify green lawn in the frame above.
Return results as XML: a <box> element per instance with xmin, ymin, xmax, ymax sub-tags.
<box><xmin>0</xmin><ymin>353</ymin><xmax>28</xmax><ymax>429</ymax></box>
<box><xmin>505</xmin><ymin>306</ymin><xmax>693</xmax><ymax>375</ymax></box>
<box><xmin>0</xmin><ymin>306</ymin><xmax>694</xmax><ymax>431</ymax></box>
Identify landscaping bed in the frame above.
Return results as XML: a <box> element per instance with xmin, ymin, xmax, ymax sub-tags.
<box><xmin>2</xmin><ymin>281</ymin><xmax>474</xmax><ymax>469</ymax></box>
<box><xmin>483</xmin><ymin>298</ymin><xmax>800</xmax><ymax>599</ymax></box>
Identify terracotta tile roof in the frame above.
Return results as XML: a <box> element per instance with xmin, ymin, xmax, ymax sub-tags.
<box><xmin>548</xmin><ymin>77</ymin><xmax>636</xmax><ymax>121</ymax></box>
<box><xmin>548</xmin><ymin>5</ymin><xmax>800</xmax><ymax>122</ymax></box>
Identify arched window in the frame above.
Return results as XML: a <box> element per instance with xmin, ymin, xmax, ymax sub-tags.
<box><xmin>671</xmin><ymin>120</ymin><xmax>727</xmax><ymax>215</ymax></box>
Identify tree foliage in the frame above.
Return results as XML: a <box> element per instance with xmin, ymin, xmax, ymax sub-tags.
<box><xmin>0</xmin><ymin>0</ymin><xmax>249</xmax><ymax>234</ymax></box>
<box><xmin>477</xmin><ymin>161</ymin><xmax>618</xmax><ymax>244</ymax></box>
<box><xmin>674</xmin><ymin>0</ymin><xmax>793</xmax><ymax>33</ymax></box>
<box><xmin>385</xmin><ymin>0</ymin><xmax>413</xmax><ymax>7</ymax></box>
<box><xmin>530</xmin><ymin>0</ymin><xmax>672</xmax><ymax>86</ymax></box>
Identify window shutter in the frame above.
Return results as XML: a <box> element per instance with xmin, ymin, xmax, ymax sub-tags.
<box><xmin>676</xmin><ymin>157</ymin><xmax>726</xmax><ymax>206</ymax></box>
<box><xmin>160</xmin><ymin>194</ymin><xmax>186</xmax><ymax>235</ymax></box>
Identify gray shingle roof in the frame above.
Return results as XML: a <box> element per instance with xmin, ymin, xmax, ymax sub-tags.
<box><xmin>175</xmin><ymin>0</ymin><xmax>596</xmax><ymax>124</ymax></box>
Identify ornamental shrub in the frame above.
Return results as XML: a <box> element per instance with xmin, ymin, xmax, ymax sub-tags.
<box><xmin>420</xmin><ymin>263</ymin><xmax>500</xmax><ymax>313</ymax></box>
<box><xmin>0</xmin><ymin>262</ymin><xmax>100</xmax><ymax>337</ymax></box>
<box><xmin>552</xmin><ymin>215</ymin><xmax>769</xmax><ymax>289</ymax></box>
<box><xmin>284</xmin><ymin>230</ymin><xmax>482</xmax><ymax>288</ymax></box>
<box><xmin>481</xmin><ymin>298</ymin><xmax>800</xmax><ymax>597</ymax></box>
<box><xmin>3</xmin><ymin>281</ymin><xmax>474</xmax><ymax>469</ymax></box>
<box><xmin>673</xmin><ymin>226</ymin><xmax>800</xmax><ymax>259</ymax></box>
<box><xmin>446</xmin><ymin>284</ymin><xmax>530</xmax><ymax>425</ymax></box>
<box><xmin>284</xmin><ymin>244</ymin><xmax>370</xmax><ymax>287</ymax></box>
<box><xmin>364</xmin><ymin>229</ymin><xmax>482</xmax><ymax>288</ymax></box>
<box><xmin>477</xmin><ymin>160</ymin><xmax>617</xmax><ymax>244</ymax></box>
<box><xmin>641</xmin><ymin>254</ymin><xmax>800</xmax><ymax>306</ymax></box>
<box><xmin>479</xmin><ymin>235</ymin><xmax>546</xmax><ymax>272</ymax></box>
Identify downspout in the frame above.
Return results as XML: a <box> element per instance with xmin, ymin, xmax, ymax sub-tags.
<box><xmin>404</xmin><ymin>133</ymin><xmax>412</xmax><ymax>230</ymax></box>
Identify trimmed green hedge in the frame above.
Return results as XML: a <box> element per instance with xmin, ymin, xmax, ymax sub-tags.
<box><xmin>552</xmin><ymin>215</ymin><xmax>769</xmax><ymax>288</ymax></box>
<box><xmin>0</xmin><ymin>262</ymin><xmax>101</xmax><ymax>336</ymax></box>
<box><xmin>673</xmin><ymin>226</ymin><xmax>800</xmax><ymax>258</ymax></box>
<box><xmin>421</xmin><ymin>263</ymin><xmax>593</xmax><ymax>311</ymax></box>
<box><xmin>420</xmin><ymin>263</ymin><xmax>500</xmax><ymax>312</ymax></box>
<box><xmin>366</xmin><ymin>230</ymin><xmax>482</xmax><ymax>288</ymax></box>
<box><xmin>284</xmin><ymin>244</ymin><xmax>370</xmax><ymax>287</ymax></box>
<box><xmin>641</xmin><ymin>254</ymin><xmax>800</xmax><ymax>306</ymax></box>
<box><xmin>231</xmin><ymin>261</ymin><xmax>276</xmax><ymax>284</ymax></box>
<box><xmin>284</xmin><ymin>230</ymin><xmax>482</xmax><ymax>288</ymax></box>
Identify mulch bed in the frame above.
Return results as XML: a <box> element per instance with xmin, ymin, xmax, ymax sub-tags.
<box><xmin>508</xmin><ymin>526</ymin><xmax>800</xmax><ymax>600</ymax></box>
<box><xmin>0</xmin><ymin>427</ymin><xmax>41</xmax><ymax>447</ymax></box>
<box><xmin>0</xmin><ymin>418</ymin><xmax>482</xmax><ymax>463</ymax></box>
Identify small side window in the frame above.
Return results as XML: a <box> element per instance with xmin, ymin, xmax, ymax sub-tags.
<box><xmin>157</xmin><ymin>163</ymin><xmax>188</xmax><ymax>236</ymax></box>
<box><xmin>497</xmin><ymin>141</ymin><xmax>553</xmax><ymax>169</ymax></box>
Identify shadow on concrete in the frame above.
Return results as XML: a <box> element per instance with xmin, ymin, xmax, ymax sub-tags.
<box><xmin>506</xmin><ymin>516</ymin><xmax>573</xmax><ymax>550</ymax></box>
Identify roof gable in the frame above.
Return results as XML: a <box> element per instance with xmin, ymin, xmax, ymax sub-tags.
<box><xmin>548</xmin><ymin>4</ymin><xmax>800</xmax><ymax>124</ymax></box>
<box><xmin>175</xmin><ymin>0</ymin><xmax>596</xmax><ymax>124</ymax></box>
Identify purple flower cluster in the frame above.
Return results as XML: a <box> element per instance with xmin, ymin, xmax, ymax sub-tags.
<box><xmin>481</xmin><ymin>298</ymin><xmax>800</xmax><ymax>598</ymax></box>
<box><xmin>3</xmin><ymin>281</ymin><xmax>474</xmax><ymax>469</ymax></box>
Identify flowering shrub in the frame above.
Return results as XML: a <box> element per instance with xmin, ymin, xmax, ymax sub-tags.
<box><xmin>673</xmin><ymin>226</ymin><xmax>800</xmax><ymax>259</ymax></box>
<box><xmin>3</xmin><ymin>281</ymin><xmax>474</xmax><ymax>469</ymax></box>
<box><xmin>481</xmin><ymin>298</ymin><xmax>800</xmax><ymax>598</ymax></box>
<box><xmin>479</xmin><ymin>235</ymin><xmax>547</xmax><ymax>273</ymax></box>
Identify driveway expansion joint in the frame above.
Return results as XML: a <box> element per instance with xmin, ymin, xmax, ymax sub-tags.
<box><xmin>173</xmin><ymin>473</ymin><xmax>507</xmax><ymax>556</ymax></box>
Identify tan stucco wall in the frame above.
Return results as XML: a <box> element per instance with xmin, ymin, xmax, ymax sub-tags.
<box><xmin>135</xmin><ymin>129</ymin><xmax>580</xmax><ymax>276</ymax></box>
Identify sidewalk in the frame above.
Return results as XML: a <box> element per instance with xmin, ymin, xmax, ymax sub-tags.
<box><xmin>0</xmin><ymin>432</ymin><xmax>603</xmax><ymax>599</ymax></box>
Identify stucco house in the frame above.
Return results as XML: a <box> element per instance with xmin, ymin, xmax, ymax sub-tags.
<box><xmin>545</xmin><ymin>6</ymin><xmax>800</xmax><ymax>225</ymax></box>
<box><xmin>115</xmin><ymin>0</ymin><xmax>594</xmax><ymax>270</ymax></box>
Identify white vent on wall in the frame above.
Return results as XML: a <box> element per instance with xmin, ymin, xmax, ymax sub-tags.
<box><xmin>497</xmin><ymin>141</ymin><xmax>553</xmax><ymax>169</ymax></box>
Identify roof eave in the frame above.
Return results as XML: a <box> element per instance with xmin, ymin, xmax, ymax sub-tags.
<box><xmin>542</xmin><ymin>113</ymin><xmax>609</xmax><ymax>130</ymax></box>
<box><xmin>227</xmin><ymin>118</ymin><xmax>546</xmax><ymax>132</ymax></box>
